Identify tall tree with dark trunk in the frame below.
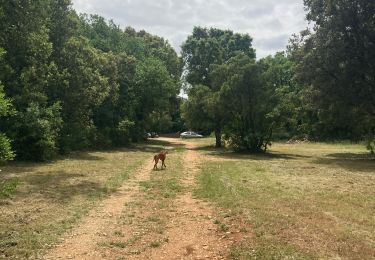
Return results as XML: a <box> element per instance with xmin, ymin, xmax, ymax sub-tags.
<box><xmin>292</xmin><ymin>0</ymin><xmax>375</xmax><ymax>152</ymax></box>
<box><xmin>181</xmin><ymin>27</ymin><xmax>255</xmax><ymax>147</ymax></box>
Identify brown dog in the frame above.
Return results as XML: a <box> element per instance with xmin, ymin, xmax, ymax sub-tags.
<box><xmin>153</xmin><ymin>150</ymin><xmax>168</xmax><ymax>170</ymax></box>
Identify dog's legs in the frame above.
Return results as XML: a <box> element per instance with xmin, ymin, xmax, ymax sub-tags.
<box><xmin>153</xmin><ymin>158</ymin><xmax>159</xmax><ymax>170</ymax></box>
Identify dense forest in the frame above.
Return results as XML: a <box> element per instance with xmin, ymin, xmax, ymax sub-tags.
<box><xmin>0</xmin><ymin>0</ymin><xmax>374</xmax><ymax>162</ymax></box>
<box><xmin>0</xmin><ymin>0</ymin><xmax>183</xmax><ymax>161</ymax></box>
<box><xmin>181</xmin><ymin>0</ymin><xmax>375</xmax><ymax>153</ymax></box>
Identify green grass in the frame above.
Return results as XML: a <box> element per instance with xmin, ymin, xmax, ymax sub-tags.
<box><xmin>0</xmin><ymin>140</ymin><xmax>165</xmax><ymax>259</ymax></box>
<box><xmin>0</xmin><ymin>178</ymin><xmax>19</xmax><ymax>198</ymax></box>
<box><xmin>139</xmin><ymin>146</ymin><xmax>184</xmax><ymax>199</ymax></box>
<box><xmin>150</xmin><ymin>240</ymin><xmax>161</xmax><ymax>248</ymax></box>
<box><xmin>194</xmin><ymin>140</ymin><xmax>375</xmax><ymax>259</ymax></box>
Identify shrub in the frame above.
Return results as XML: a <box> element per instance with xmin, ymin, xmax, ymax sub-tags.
<box><xmin>10</xmin><ymin>102</ymin><xmax>62</xmax><ymax>161</ymax></box>
<box><xmin>0</xmin><ymin>133</ymin><xmax>15</xmax><ymax>163</ymax></box>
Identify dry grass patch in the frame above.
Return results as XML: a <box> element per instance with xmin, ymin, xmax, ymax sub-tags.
<box><xmin>0</xmin><ymin>141</ymin><xmax>164</xmax><ymax>259</ymax></box>
<box><xmin>194</xmin><ymin>140</ymin><xmax>375</xmax><ymax>259</ymax></box>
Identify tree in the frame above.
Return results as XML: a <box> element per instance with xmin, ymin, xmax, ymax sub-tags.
<box><xmin>9</xmin><ymin>102</ymin><xmax>62</xmax><ymax>161</ymax></box>
<box><xmin>212</xmin><ymin>54</ymin><xmax>275</xmax><ymax>152</ymax></box>
<box><xmin>0</xmin><ymin>81</ymin><xmax>15</xmax><ymax>163</ymax></box>
<box><xmin>0</xmin><ymin>2</ymin><xmax>183</xmax><ymax>160</ymax></box>
<box><xmin>181</xmin><ymin>27</ymin><xmax>255</xmax><ymax>147</ymax></box>
<box><xmin>182</xmin><ymin>85</ymin><xmax>216</xmax><ymax>136</ymax></box>
<box><xmin>79</xmin><ymin>15</ymin><xmax>182</xmax><ymax>142</ymax></box>
<box><xmin>292</xmin><ymin>0</ymin><xmax>375</xmax><ymax>152</ymax></box>
<box><xmin>0</xmin><ymin>45</ymin><xmax>14</xmax><ymax>163</ymax></box>
<box><xmin>259</xmin><ymin>52</ymin><xmax>317</xmax><ymax>140</ymax></box>
<box><xmin>49</xmin><ymin>0</ymin><xmax>79</xmax><ymax>62</ymax></box>
<box><xmin>133</xmin><ymin>57</ymin><xmax>178</xmax><ymax>139</ymax></box>
<box><xmin>0</xmin><ymin>0</ymin><xmax>63</xmax><ymax>160</ymax></box>
<box><xmin>57</xmin><ymin>36</ymin><xmax>112</xmax><ymax>151</ymax></box>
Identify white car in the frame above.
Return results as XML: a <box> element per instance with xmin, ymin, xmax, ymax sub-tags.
<box><xmin>180</xmin><ymin>131</ymin><xmax>203</xmax><ymax>138</ymax></box>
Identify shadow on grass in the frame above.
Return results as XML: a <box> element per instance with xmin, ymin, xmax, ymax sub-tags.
<box><xmin>128</xmin><ymin>139</ymin><xmax>186</xmax><ymax>154</ymax></box>
<box><xmin>19</xmin><ymin>171</ymin><xmax>107</xmax><ymax>202</ymax></box>
<box><xmin>314</xmin><ymin>153</ymin><xmax>375</xmax><ymax>173</ymax></box>
<box><xmin>0</xmin><ymin>139</ymin><xmax>184</xmax><ymax>176</ymax></box>
<box><xmin>62</xmin><ymin>152</ymin><xmax>105</xmax><ymax>161</ymax></box>
<box><xmin>0</xmin><ymin>151</ymin><xmax>105</xmax><ymax>177</ymax></box>
<box><xmin>326</xmin><ymin>153</ymin><xmax>375</xmax><ymax>160</ymax></box>
<box><xmin>189</xmin><ymin>145</ymin><xmax>310</xmax><ymax>161</ymax></box>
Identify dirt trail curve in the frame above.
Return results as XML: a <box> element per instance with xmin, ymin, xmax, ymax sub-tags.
<box><xmin>45</xmin><ymin>138</ymin><xmax>230</xmax><ymax>259</ymax></box>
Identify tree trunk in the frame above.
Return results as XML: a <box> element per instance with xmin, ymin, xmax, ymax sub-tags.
<box><xmin>215</xmin><ymin>127</ymin><xmax>222</xmax><ymax>148</ymax></box>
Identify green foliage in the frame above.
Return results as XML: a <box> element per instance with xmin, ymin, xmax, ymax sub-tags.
<box><xmin>10</xmin><ymin>102</ymin><xmax>62</xmax><ymax>161</ymax></box>
<box><xmin>182</xmin><ymin>85</ymin><xmax>215</xmax><ymax>134</ymax></box>
<box><xmin>365</xmin><ymin>132</ymin><xmax>375</xmax><ymax>154</ymax></box>
<box><xmin>182</xmin><ymin>27</ymin><xmax>255</xmax><ymax>86</ymax></box>
<box><xmin>182</xmin><ymin>27</ymin><xmax>278</xmax><ymax>152</ymax></box>
<box><xmin>78</xmin><ymin>13</ymin><xmax>181</xmax><ymax>142</ymax></box>
<box><xmin>0</xmin><ymin>0</ymin><xmax>62</xmax><ymax>160</ymax></box>
<box><xmin>132</xmin><ymin>57</ymin><xmax>179</xmax><ymax>138</ymax></box>
<box><xmin>213</xmin><ymin>54</ymin><xmax>275</xmax><ymax>152</ymax></box>
<box><xmin>1</xmin><ymin>0</ymin><xmax>373</xmax><ymax>158</ymax></box>
<box><xmin>259</xmin><ymin>52</ymin><xmax>314</xmax><ymax>140</ymax></box>
<box><xmin>0</xmin><ymin>53</ymin><xmax>15</xmax><ymax>163</ymax></box>
<box><xmin>0</xmin><ymin>85</ymin><xmax>13</xmax><ymax>117</ymax></box>
<box><xmin>0</xmin><ymin>1</ymin><xmax>182</xmax><ymax>160</ymax></box>
<box><xmin>0</xmin><ymin>178</ymin><xmax>19</xmax><ymax>198</ymax></box>
<box><xmin>57</xmin><ymin>36</ymin><xmax>113</xmax><ymax>151</ymax></box>
<box><xmin>0</xmin><ymin>133</ymin><xmax>14</xmax><ymax>163</ymax></box>
<box><xmin>290</xmin><ymin>0</ymin><xmax>375</xmax><ymax>149</ymax></box>
<box><xmin>181</xmin><ymin>27</ymin><xmax>255</xmax><ymax>147</ymax></box>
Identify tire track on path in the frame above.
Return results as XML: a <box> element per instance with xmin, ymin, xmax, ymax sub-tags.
<box><xmin>44</xmin><ymin>157</ymin><xmax>154</xmax><ymax>259</ymax></box>
<box><xmin>143</xmin><ymin>138</ymin><xmax>229</xmax><ymax>260</ymax></box>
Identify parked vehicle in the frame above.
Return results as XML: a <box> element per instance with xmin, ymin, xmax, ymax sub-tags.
<box><xmin>180</xmin><ymin>131</ymin><xmax>203</xmax><ymax>138</ymax></box>
<box><xmin>144</xmin><ymin>132</ymin><xmax>158</xmax><ymax>139</ymax></box>
<box><xmin>150</xmin><ymin>132</ymin><xmax>159</xmax><ymax>138</ymax></box>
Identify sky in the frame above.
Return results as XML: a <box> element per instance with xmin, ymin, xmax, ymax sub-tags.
<box><xmin>71</xmin><ymin>0</ymin><xmax>308</xmax><ymax>58</ymax></box>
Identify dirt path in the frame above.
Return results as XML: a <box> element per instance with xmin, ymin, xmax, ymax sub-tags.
<box><xmin>145</xmin><ymin>139</ymin><xmax>229</xmax><ymax>259</ymax></box>
<box><xmin>44</xmin><ymin>154</ymin><xmax>155</xmax><ymax>259</ymax></box>
<box><xmin>44</xmin><ymin>138</ymin><xmax>230</xmax><ymax>259</ymax></box>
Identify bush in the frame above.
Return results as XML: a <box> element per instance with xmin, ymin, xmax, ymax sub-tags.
<box><xmin>0</xmin><ymin>179</ymin><xmax>19</xmax><ymax>198</ymax></box>
<box><xmin>366</xmin><ymin>132</ymin><xmax>375</xmax><ymax>155</ymax></box>
<box><xmin>224</xmin><ymin>131</ymin><xmax>272</xmax><ymax>153</ymax></box>
<box><xmin>0</xmin><ymin>133</ymin><xmax>15</xmax><ymax>163</ymax></box>
<box><xmin>10</xmin><ymin>102</ymin><xmax>62</xmax><ymax>161</ymax></box>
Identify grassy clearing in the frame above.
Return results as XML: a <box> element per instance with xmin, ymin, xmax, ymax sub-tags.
<box><xmin>0</xmin><ymin>141</ymin><xmax>166</xmax><ymax>259</ymax></box>
<box><xmin>194</xmin><ymin>139</ymin><xmax>375</xmax><ymax>259</ymax></box>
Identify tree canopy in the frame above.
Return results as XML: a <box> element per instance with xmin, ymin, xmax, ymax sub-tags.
<box><xmin>289</xmin><ymin>0</ymin><xmax>375</xmax><ymax>152</ymax></box>
<box><xmin>181</xmin><ymin>27</ymin><xmax>256</xmax><ymax>147</ymax></box>
<box><xmin>1</xmin><ymin>0</ymin><xmax>374</xmax><ymax>162</ymax></box>
<box><xmin>0</xmin><ymin>0</ymin><xmax>181</xmax><ymax>161</ymax></box>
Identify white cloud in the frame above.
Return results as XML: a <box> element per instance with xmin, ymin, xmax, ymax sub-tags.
<box><xmin>72</xmin><ymin>0</ymin><xmax>308</xmax><ymax>58</ymax></box>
